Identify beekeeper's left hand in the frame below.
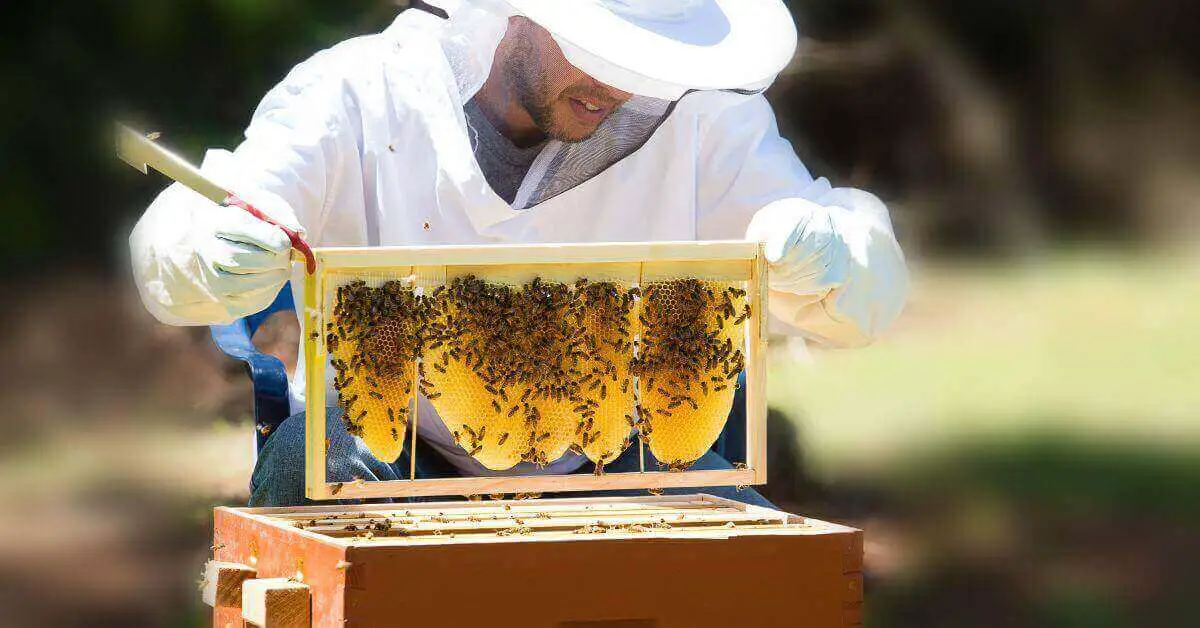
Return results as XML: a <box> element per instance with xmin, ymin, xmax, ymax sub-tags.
<box><xmin>746</xmin><ymin>190</ymin><xmax>909</xmax><ymax>347</ymax></box>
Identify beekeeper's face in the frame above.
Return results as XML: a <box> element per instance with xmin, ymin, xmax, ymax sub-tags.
<box><xmin>505</xmin><ymin>17</ymin><xmax>633</xmax><ymax>143</ymax></box>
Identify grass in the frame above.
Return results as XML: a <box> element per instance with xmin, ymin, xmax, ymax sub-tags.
<box><xmin>767</xmin><ymin>250</ymin><xmax>1200</xmax><ymax>476</ymax></box>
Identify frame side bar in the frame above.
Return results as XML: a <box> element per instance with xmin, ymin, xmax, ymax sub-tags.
<box><xmin>747</xmin><ymin>245</ymin><xmax>769</xmax><ymax>485</ymax></box>
<box><xmin>304</xmin><ymin>269</ymin><xmax>331</xmax><ymax>500</ymax></box>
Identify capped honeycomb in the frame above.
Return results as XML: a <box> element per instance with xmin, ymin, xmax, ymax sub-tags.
<box><xmin>572</xmin><ymin>281</ymin><xmax>639</xmax><ymax>470</ymax></box>
<box><xmin>634</xmin><ymin>279</ymin><xmax>749</xmax><ymax>470</ymax></box>
<box><xmin>421</xmin><ymin>276</ymin><xmax>593</xmax><ymax>471</ymax></box>
<box><xmin>327</xmin><ymin>279</ymin><xmax>429</xmax><ymax>463</ymax></box>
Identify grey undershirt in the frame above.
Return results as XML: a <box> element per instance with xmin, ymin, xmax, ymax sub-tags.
<box><xmin>464</xmin><ymin>98</ymin><xmax>546</xmax><ymax>204</ymax></box>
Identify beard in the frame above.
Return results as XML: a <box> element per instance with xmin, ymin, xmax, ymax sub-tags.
<box><xmin>505</xmin><ymin>39</ymin><xmax>616</xmax><ymax>143</ymax></box>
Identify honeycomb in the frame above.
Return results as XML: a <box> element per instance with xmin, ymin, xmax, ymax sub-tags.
<box><xmin>421</xmin><ymin>276</ymin><xmax>592</xmax><ymax>470</ymax></box>
<box><xmin>322</xmin><ymin>271</ymin><xmax>749</xmax><ymax>474</ymax></box>
<box><xmin>634</xmin><ymin>279</ymin><xmax>749</xmax><ymax>469</ymax></box>
<box><xmin>327</xmin><ymin>279</ymin><xmax>428</xmax><ymax>463</ymax></box>
<box><xmin>572</xmin><ymin>281</ymin><xmax>639</xmax><ymax>469</ymax></box>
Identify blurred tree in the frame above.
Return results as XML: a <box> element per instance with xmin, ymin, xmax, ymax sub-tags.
<box><xmin>0</xmin><ymin>0</ymin><xmax>397</xmax><ymax>276</ymax></box>
<box><xmin>775</xmin><ymin>0</ymin><xmax>1200</xmax><ymax>253</ymax></box>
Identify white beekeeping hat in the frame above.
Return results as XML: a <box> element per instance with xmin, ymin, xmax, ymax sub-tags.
<box><xmin>433</xmin><ymin>0</ymin><xmax>798</xmax><ymax>100</ymax></box>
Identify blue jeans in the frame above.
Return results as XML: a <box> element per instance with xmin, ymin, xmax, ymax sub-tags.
<box><xmin>250</xmin><ymin>377</ymin><xmax>772</xmax><ymax>509</ymax></box>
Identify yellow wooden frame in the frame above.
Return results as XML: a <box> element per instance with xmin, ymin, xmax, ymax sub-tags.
<box><xmin>303</xmin><ymin>241</ymin><xmax>768</xmax><ymax>501</ymax></box>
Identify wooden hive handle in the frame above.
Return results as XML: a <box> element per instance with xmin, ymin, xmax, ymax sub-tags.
<box><xmin>241</xmin><ymin>578</ymin><xmax>311</xmax><ymax>628</ymax></box>
<box><xmin>201</xmin><ymin>560</ymin><xmax>257</xmax><ymax>609</ymax></box>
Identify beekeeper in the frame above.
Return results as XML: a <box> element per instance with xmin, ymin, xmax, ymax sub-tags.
<box><xmin>130</xmin><ymin>0</ymin><xmax>908</xmax><ymax>506</ymax></box>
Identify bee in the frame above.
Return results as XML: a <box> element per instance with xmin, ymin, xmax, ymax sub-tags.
<box><xmin>330</xmin><ymin>483</ymin><xmax>344</xmax><ymax>496</ymax></box>
<box><xmin>497</xmin><ymin>432</ymin><xmax>509</xmax><ymax>446</ymax></box>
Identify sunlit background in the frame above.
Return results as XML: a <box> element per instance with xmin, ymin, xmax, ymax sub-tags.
<box><xmin>1</xmin><ymin>1</ymin><xmax>1197</xmax><ymax>625</ymax></box>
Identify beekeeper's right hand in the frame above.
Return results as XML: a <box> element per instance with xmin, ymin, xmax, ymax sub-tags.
<box><xmin>130</xmin><ymin>181</ymin><xmax>300</xmax><ymax>326</ymax></box>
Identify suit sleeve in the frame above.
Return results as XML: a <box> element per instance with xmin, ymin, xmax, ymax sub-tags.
<box><xmin>128</xmin><ymin>51</ymin><xmax>356</xmax><ymax>326</ymax></box>
<box><xmin>695</xmin><ymin>94</ymin><xmax>909</xmax><ymax>348</ymax></box>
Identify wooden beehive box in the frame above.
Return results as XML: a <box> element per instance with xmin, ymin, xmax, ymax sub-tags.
<box><xmin>209</xmin><ymin>495</ymin><xmax>863</xmax><ymax>627</ymax></box>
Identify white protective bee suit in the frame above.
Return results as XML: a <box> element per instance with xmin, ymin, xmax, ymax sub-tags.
<box><xmin>130</xmin><ymin>1</ymin><xmax>909</xmax><ymax>439</ymax></box>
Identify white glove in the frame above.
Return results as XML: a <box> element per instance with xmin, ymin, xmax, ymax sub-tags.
<box><xmin>130</xmin><ymin>180</ymin><xmax>302</xmax><ymax>326</ymax></box>
<box><xmin>193</xmin><ymin>202</ymin><xmax>295</xmax><ymax>301</ymax></box>
<box><xmin>746</xmin><ymin>191</ymin><xmax>908</xmax><ymax>347</ymax></box>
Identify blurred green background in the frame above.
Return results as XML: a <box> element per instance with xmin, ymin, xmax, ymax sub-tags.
<box><xmin>0</xmin><ymin>1</ymin><xmax>1197</xmax><ymax>626</ymax></box>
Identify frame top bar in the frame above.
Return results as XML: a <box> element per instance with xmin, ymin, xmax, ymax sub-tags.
<box><xmin>314</xmin><ymin>240</ymin><xmax>761</xmax><ymax>270</ymax></box>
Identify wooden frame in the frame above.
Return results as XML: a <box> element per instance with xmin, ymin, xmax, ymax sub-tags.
<box><xmin>303</xmin><ymin>241</ymin><xmax>769</xmax><ymax>501</ymax></box>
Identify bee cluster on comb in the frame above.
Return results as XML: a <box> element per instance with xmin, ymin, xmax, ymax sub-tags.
<box><xmin>325</xmin><ymin>274</ymin><xmax>749</xmax><ymax>471</ymax></box>
<box><xmin>328</xmin><ymin>279</ymin><xmax>431</xmax><ymax>463</ymax></box>
<box><xmin>634</xmin><ymin>280</ymin><xmax>749</xmax><ymax>470</ymax></box>
<box><xmin>423</xmin><ymin>276</ymin><xmax>589</xmax><ymax>470</ymax></box>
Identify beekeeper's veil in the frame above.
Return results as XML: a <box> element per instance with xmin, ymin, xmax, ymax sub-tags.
<box><xmin>418</xmin><ymin>0</ymin><xmax>799</xmax><ymax>207</ymax></box>
<box><xmin>425</xmin><ymin>0</ymin><xmax>798</xmax><ymax>101</ymax></box>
